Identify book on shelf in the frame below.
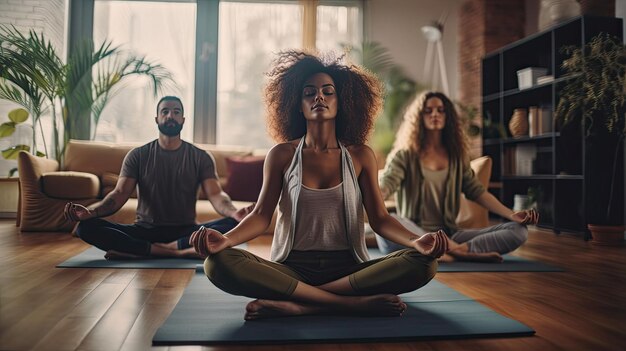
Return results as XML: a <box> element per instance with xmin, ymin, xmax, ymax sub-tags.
<box><xmin>537</xmin><ymin>105</ymin><xmax>553</xmax><ymax>134</ymax></box>
<box><xmin>528</xmin><ymin>106</ymin><xmax>539</xmax><ymax>137</ymax></box>
<box><xmin>503</xmin><ymin>144</ymin><xmax>537</xmax><ymax>176</ymax></box>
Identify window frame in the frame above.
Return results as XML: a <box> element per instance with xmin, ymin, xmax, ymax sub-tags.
<box><xmin>69</xmin><ymin>0</ymin><xmax>362</xmax><ymax>144</ymax></box>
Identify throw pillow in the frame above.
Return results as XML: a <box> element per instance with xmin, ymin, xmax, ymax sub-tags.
<box><xmin>224</xmin><ymin>155</ymin><xmax>265</xmax><ymax>202</ymax></box>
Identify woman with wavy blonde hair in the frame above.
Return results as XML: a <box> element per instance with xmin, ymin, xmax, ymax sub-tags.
<box><xmin>376</xmin><ymin>91</ymin><xmax>538</xmax><ymax>262</ymax></box>
<box><xmin>190</xmin><ymin>51</ymin><xmax>449</xmax><ymax>320</ymax></box>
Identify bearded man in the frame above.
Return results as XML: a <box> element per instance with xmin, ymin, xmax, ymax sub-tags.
<box><xmin>64</xmin><ymin>96</ymin><xmax>252</xmax><ymax>259</ymax></box>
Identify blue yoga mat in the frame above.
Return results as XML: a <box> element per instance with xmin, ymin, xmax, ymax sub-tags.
<box><xmin>152</xmin><ymin>267</ymin><xmax>534</xmax><ymax>345</ymax></box>
<box><xmin>57</xmin><ymin>245</ymin><xmax>242</xmax><ymax>269</ymax></box>
<box><xmin>368</xmin><ymin>249</ymin><xmax>563</xmax><ymax>272</ymax></box>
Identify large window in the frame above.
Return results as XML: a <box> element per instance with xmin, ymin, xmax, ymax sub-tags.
<box><xmin>216</xmin><ymin>1</ymin><xmax>302</xmax><ymax>148</ymax></box>
<box><xmin>78</xmin><ymin>0</ymin><xmax>362</xmax><ymax>146</ymax></box>
<box><xmin>217</xmin><ymin>0</ymin><xmax>362</xmax><ymax>148</ymax></box>
<box><xmin>93</xmin><ymin>0</ymin><xmax>196</xmax><ymax>143</ymax></box>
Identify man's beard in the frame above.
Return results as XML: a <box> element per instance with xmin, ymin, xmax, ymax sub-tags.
<box><xmin>158</xmin><ymin>120</ymin><xmax>183</xmax><ymax>136</ymax></box>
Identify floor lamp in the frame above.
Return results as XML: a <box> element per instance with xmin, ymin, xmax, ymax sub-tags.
<box><xmin>421</xmin><ymin>22</ymin><xmax>449</xmax><ymax>96</ymax></box>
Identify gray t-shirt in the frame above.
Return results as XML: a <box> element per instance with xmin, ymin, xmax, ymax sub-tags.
<box><xmin>120</xmin><ymin>140</ymin><xmax>217</xmax><ymax>226</ymax></box>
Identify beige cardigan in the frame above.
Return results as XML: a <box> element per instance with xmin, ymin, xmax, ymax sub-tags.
<box><xmin>379</xmin><ymin>148</ymin><xmax>485</xmax><ymax>233</ymax></box>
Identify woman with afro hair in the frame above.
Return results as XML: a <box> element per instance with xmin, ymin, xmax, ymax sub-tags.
<box><xmin>375</xmin><ymin>91</ymin><xmax>538</xmax><ymax>262</ymax></box>
<box><xmin>190</xmin><ymin>50</ymin><xmax>448</xmax><ymax>320</ymax></box>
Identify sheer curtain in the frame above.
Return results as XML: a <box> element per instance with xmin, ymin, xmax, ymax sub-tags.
<box><xmin>93</xmin><ymin>1</ymin><xmax>196</xmax><ymax>143</ymax></box>
<box><xmin>217</xmin><ymin>1</ymin><xmax>362</xmax><ymax>148</ymax></box>
<box><xmin>217</xmin><ymin>1</ymin><xmax>302</xmax><ymax>148</ymax></box>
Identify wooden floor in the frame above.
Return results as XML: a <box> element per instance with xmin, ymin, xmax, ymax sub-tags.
<box><xmin>0</xmin><ymin>219</ymin><xmax>625</xmax><ymax>351</ymax></box>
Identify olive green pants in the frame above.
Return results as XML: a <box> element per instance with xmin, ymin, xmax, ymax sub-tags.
<box><xmin>203</xmin><ymin>248</ymin><xmax>437</xmax><ymax>300</ymax></box>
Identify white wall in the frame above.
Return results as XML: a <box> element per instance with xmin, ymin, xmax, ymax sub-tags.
<box><xmin>0</xmin><ymin>0</ymin><xmax>67</xmax><ymax>177</ymax></box>
<box><xmin>364</xmin><ymin>0</ymin><xmax>462</xmax><ymax>100</ymax></box>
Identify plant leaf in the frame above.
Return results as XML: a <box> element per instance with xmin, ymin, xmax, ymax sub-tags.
<box><xmin>0</xmin><ymin>121</ymin><xmax>16</xmax><ymax>137</ymax></box>
<box><xmin>8</xmin><ymin>167</ymin><xmax>17</xmax><ymax>177</ymax></box>
<box><xmin>8</xmin><ymin>107</ymin><xmax>28</xmax><ymax>123</ymax></box>
<box><xmin>1</xmin><ymin>144</ymin><xmax>29</xmax><ymax>160</ymax></box>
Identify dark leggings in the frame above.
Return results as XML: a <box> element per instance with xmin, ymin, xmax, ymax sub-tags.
<box><xmin>76</xmin><ymin>217</ymin><xmax>238</xmax><ymax>256</ymax></box>
<box><xmin>204</xmin><ymin>248</ymin><xmax>437</xmax><ymax>300</ymax></box>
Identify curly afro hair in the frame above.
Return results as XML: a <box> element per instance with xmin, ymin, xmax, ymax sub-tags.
<box><xmin>264</xmin><ymin>50</ymin><xmax>383</xmax><ymax>145</ymax></box>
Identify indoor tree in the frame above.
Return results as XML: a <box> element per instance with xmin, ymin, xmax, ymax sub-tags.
<box><xmin>556</xmin><ymin>32</ymin><xmax>626</xmax><ymax>242</ymax></box>
<box><xmin>0</xmin><ymin>25</ymin><xmax>174</xmax><ymax>164</ymax></box>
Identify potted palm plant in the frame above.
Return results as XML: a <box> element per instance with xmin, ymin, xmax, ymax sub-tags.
<box><xmin>556</xmin><ymin>32</ymin><xmax>626</xmax><ymax>245</ymax></box>
<box><xmin>0</xmin><ymin>25</ymin><xmax>173</xmax><ymax>164</ymax></box>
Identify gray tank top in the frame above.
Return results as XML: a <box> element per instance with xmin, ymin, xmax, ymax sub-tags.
<box><xmin>420</xmin><ymin>165</ymin><xmax>448</xmax><ymax>232</ymax></box>
<box><xmin>293</xmin><ymin>183</ymin><xmax>349</xmax><ymax>251</ymax></box>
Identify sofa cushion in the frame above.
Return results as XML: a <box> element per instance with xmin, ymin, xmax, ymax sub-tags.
<box><xmin>102</xmin><ymin>172</ymin><xmax>138</xmax><ymax>198</ymax></box>
<box><xmin>224</xmin><ymin>155</ymin><xmax>265</xmax><ymax>202</ymax></box>
<box><xmin>64</xmin><ymin>140</ymin><xmax>136</xmax><ymax>178</ymax></box>
<box><xmin>42</xmin><ymin>171</ymin><xmax>100</xmax><ymax>199</ymax></box>
<box><xmin>194</xmin><ymin>143</ymin><xmax>254</xmax><ymax>179</ymax></box>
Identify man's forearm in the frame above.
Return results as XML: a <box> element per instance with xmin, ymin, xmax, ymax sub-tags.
<box><xmin>212</xmin><ymin>193</ymin><xmax>238</xmax><ymax>218</ymax></box>
<box><xmin>88</xmin><ymin>192</ymin><xmax>124</xmax><ymax>217</ymax></box>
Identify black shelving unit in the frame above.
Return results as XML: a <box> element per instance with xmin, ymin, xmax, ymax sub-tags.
<box><xmin>481</xmin><ymin>15</ymin><xmax>623</xmax><ymax>237</ymax></box>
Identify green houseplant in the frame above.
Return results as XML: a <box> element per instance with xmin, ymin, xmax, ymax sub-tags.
<box><xmin>348</xmin><ymin>41</ymin><xmax>423</xmax><ymax>157</ymax></box>
<box><xmin>0</xmin><ymin>25</ymin><xmax>173</xmax><ymax>164</ymax></box>
<box><xmin>0</xmin><ymin>108</ymin><xmax>44</xmax><ymax>176</ymax></box>
<box><xmin>556</xmin><ymin>32</ymin><xmax>626</xmax><ymax>244</ymax></box>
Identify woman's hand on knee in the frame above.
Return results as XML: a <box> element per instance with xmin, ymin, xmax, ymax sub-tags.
<box><xmin>189</xmin><ymin>226</ymin><xmax>229</xmax><ymax>257</ymax></box>
<box><xmin>511</xmin><ymin>208</ymin><xmax>539</xmax><ymax>225</ymax></box>
<box><xmin>412</xmin><ymin>230</ymin><xmax>449</xmax><ymax>258</ymax></box>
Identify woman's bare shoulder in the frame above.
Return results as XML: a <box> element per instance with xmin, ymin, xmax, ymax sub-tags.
<box><xmin>346</xmin><ymin>144</ymin><xmax>375</xmax><ymax>159</ymax></box>
<box><xmin>266</xmin><ymin>140</ymin><xmax>298</xmax><ymax>166</ymax></box>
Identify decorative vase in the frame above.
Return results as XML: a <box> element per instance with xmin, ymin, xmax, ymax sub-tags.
<box><xmin>509</xmin><ymin>108</ymin><xmax>529</xmax><ymax>138</ymax></box>
<box><xmin>588</xmin><ymin>224</ymin><xmax>625</xmax><ymax>246</ymax></box>
<box><xmin>539</xmin><ymin>0</ymin><xmax>581</xmax><ymax>31</ymax></box>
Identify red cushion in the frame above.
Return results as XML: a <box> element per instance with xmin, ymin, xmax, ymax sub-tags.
<box><xmin>224</xmin><ymin>156</ymin><xmax>265</xmax><ymax>202</ymax></box>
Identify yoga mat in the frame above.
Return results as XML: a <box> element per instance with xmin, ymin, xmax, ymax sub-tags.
<box><xmin>57</xmin><ymin>245</ymin><xmax>243</xmax><ymax>269</ymax></box>
<box><xmin>153</xmin><ymin>267</ymin><xmax>534</xmax><ymax>345</ymax></box>
<box><xmin>368</xmin><ymin>249</ymin><xmax>563</xmax><ymax>272</ymax></box>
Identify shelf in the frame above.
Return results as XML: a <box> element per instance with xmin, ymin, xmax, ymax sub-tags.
<box><xmin>480</xmin><ymin>15</ymin><xmax>623</xmax><ymax>236</ymax></box>
<box><xmin>501</xmin><ymin>133</ymin><xmax>556</xmax><ymax>144</ymax></box>
<box><xmin>502</xmin><ymin>82</ymin><xmax>553</xmax><ymax>98</ymax></box>
<box><xmin>502</xmin><ymin>175</ymin><xmax>558</xmax><ymax>180</ymax></box>
<box><xmin>482</xmin><ymin>93</ymin><xmax>500</xmax><ymax>102</ymax></box>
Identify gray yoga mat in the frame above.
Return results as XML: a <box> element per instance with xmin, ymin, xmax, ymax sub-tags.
<box><xmin>368</xmin><ymin>249</ymin><xmax>563</xmax><ymax>272</ymax></box>
<box><xmin>57</xmin><ymin>245</ymin><xmax>241</xmax><ymax>269</ymax></box>
<box><xmin>153</xmin><ymin>267</ymin><xmax>534</xmax><ymax>345</ymax></box>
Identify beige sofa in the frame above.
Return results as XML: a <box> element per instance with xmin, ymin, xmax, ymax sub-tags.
<box><xmin>17</xmin><ymin>139</ymin><xmax>491</xmax><ymax>236</ymax></box>
<box><xmin>17</xmin><ymin>139</ymin><xmax>271</xmax><ymax>233</ymax></box>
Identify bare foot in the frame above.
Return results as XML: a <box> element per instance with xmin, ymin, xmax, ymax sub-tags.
<box><xmin>245</xmin><ymin>299</ymin><xmax>315</xmax><ymax>320</ymax></box>
<box><xmin>104</xmin><ymin>250</ymin><xmax>146</xmax><ymax>260</ymax></box>
<box><xmin>153</xmin><ymin>241</ymin><xmax>178</xmax><ymax>250</ymax></box>
<box><xmin>176</xmin><ymin>247</ymin><xmax>204</xmax><ymax>259</ymax></box>
<box><xmin>244</xmin><ymin>294</ymin><xmax>407</xmax><ymax>320</ymax></box>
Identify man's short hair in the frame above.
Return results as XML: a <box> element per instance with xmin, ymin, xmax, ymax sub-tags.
<box><xmin>156</xmin><ymin>96</ymin><xmax>184</xmax><ymax>115</ymax></box>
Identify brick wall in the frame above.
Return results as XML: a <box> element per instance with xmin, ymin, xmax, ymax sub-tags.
<box><xmin>458</xmin><ymin>0</ymin><xmax>526</xmax><ymax>157</ymax></box>
<box><xmin>0</xmin><ymin>0</ymin><xmax>66</xmax><ymax>57</ymax></box>
<box><xmin>579</xmin><ymin>0</ymin><xmax>615</xmax><ymax>16</ymax></box>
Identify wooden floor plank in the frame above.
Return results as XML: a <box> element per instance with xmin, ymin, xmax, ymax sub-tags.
<box><xmin>0</xmin><ymin>220</ymin><xmax>625</xmax><ymax>351</ymax></box>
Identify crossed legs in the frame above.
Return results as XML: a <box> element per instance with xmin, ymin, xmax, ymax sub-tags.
<box><xmin>76</xmin><ymin>217</ymin><xmax>238</xmax><ymax>259</ymax></box>
<box><xmin>204</xmin><ymin>248</ymin><xmax>437</xmax><ymax>320</ymax></box>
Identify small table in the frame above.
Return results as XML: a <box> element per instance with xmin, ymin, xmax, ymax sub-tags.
<box><xmin>0</xmin><ymin>177</ymin><xmax>20</xmax><ymax>226</ymax></box>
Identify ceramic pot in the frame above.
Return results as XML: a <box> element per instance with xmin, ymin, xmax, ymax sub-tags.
<box><xmin>588</xmin><ymin>224</ymin><xmax>625</xmax><ymax>246</ymax></box>
<box><xmin>509</xmin><ymin>108</ymin><xmax>529</xmax><ymax>137</ymax></box>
